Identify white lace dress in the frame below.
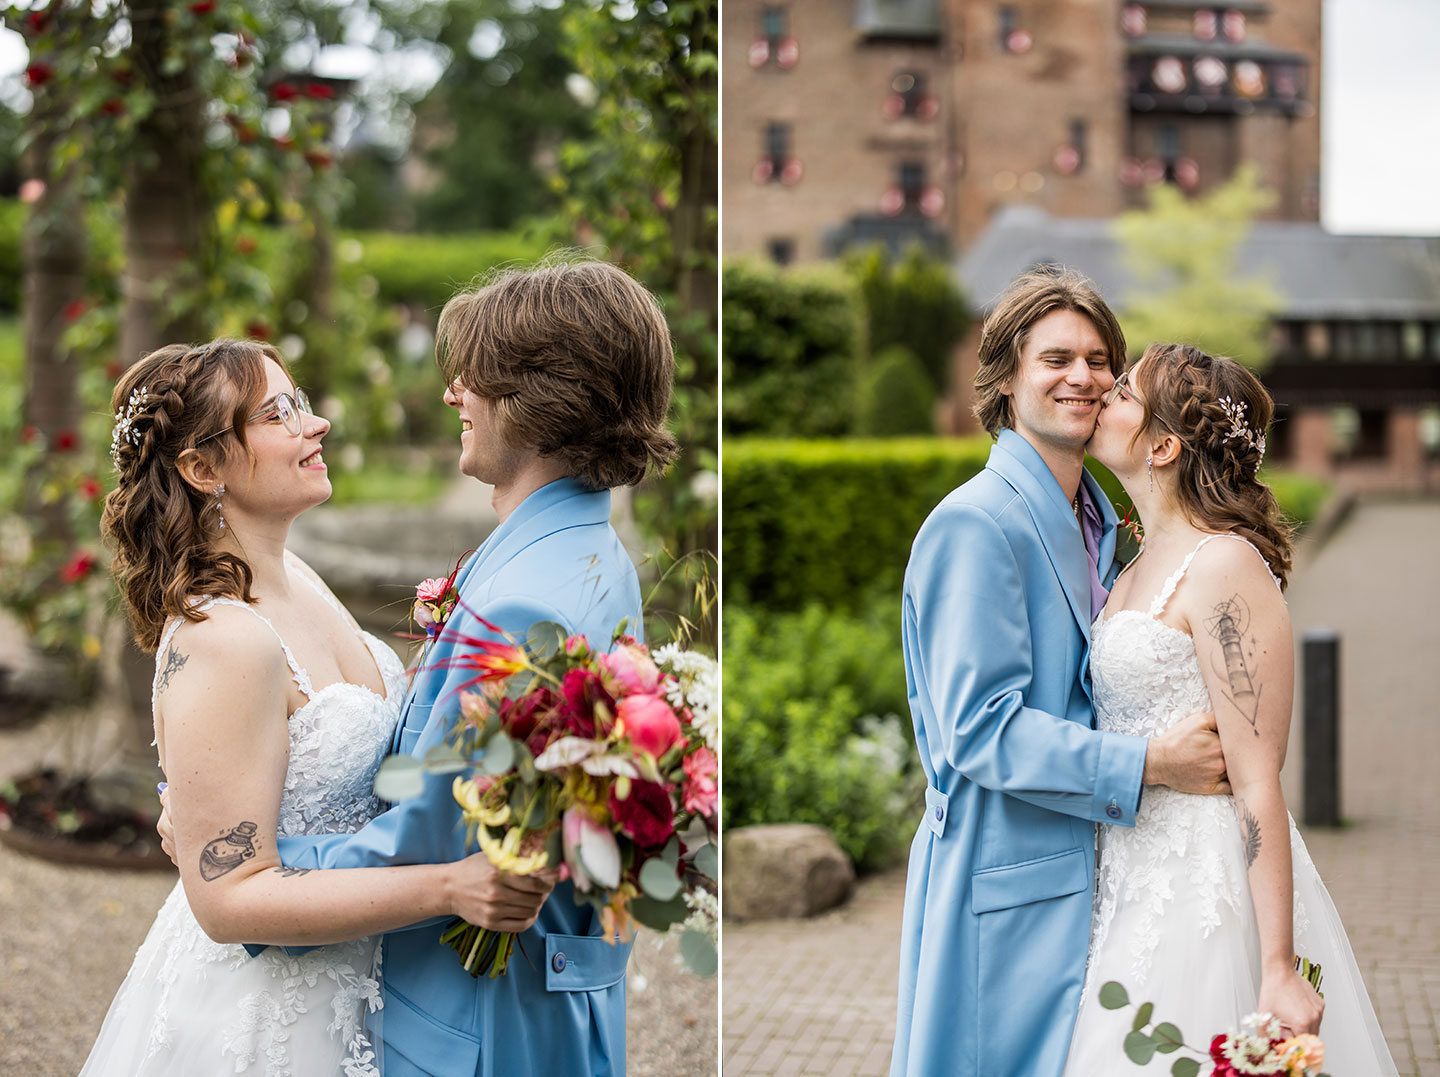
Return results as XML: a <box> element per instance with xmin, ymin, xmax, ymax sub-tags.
<box><xmin>1064</xmin><ymin>535</ymin><xmax>1397</xmax><ymax>1075</ymax></box>
<box><xmin>81</xmin><ymin>580</ymin><xmax>406</xmax><ymax>1077</ymax></box>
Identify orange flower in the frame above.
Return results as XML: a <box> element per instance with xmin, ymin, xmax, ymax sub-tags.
<box><xmin>1277</xmin><ymin>1034</ymin><xmax>1324</xmax><ymax>1075</ymax></box>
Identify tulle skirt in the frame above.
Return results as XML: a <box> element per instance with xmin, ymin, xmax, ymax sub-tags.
<box><xmin>1064</xmin><ymin>797</ymin><xmax>1396</xmax><ymax>1076</ymax></box>
<box><xmin>80</xmin><ymin>879</ymin><xmax>383</xmax><ymax>1076</ymax></box>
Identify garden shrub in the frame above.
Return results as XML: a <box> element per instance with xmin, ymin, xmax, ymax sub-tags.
<box><xmin>843</xmin><ymin>243</ymin><xmax>969</xmax><ymax>393</ymax></box>
<box><xmin>724</xmin><ymin>437</ymin><xmax>1332</xmax><ymax>611</ymax></box>
<box><xmin>721</xmin><ymin>259</ymin><xmax>864</xmax><ymax>438</ymax></box>
<box><xmin>853</xmin><ymin>344</ymin><xmax>936</xmax><ymax>437</ymax></box>
<box><xmin>722</xmin><ymin>599</ymin><xmax>921</xmax><ymax>871</ymax></box>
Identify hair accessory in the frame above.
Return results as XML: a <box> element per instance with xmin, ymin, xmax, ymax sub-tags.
<box><xmin>110</xmin><ymin>386</ymin><xmax>150</xmax><ymax>467</ymax></box>
<box><xmin>1217</xmin><ymin>395</ymin><xmax>1267</xmax><ymax>464</ymax></box>
<box><xmin>213</xmin><ymin>483</ymin><xmax>226</xmax><ymax>531</ymax></box>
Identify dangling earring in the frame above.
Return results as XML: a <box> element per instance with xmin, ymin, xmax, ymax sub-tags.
<box><xmin>213</xmin><ymin>484</ymin><xmax>226</xmax><ymax>531</ymax></box>
<box><xmin>1146</xmin><ymin>455</ymin><xmax>1154</xmax><ymax>492</ymax></box>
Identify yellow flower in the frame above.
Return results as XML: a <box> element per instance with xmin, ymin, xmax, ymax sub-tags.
<box><xmin>1277</xmin><ymin>1034</ymin><xmax>1324</xmax><ymax>1075</ymax></box>
<box><xmin>478</xmin><ymin>825</ymin><xmax>549</xmax><ymax>875</ymax></box>
<box><xmin>452</xmin><ymin>777</ymin><xmax>510</xmax><ymax>845</ymax></box>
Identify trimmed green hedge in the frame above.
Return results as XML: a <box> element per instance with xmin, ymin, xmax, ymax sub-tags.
<box><xmin>345</xmin><ymin>229</ymin><xmax>549</xmax><ymax>312</ymax></box>
<box><xmin>723</xmin><ymin>436</ymin><xmax>1331</xmax><ymax>611</ymax></box>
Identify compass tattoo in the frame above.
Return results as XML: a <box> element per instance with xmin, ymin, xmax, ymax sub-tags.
<box><xmin>156</xmin><ymin>647</ymin><xmax>189</xmax><ymax>693</ymax></box>
<box><xmin>1204</xmin><ymin>594</ymin><xmax>1263</xmax><ymax>736</ymax></box>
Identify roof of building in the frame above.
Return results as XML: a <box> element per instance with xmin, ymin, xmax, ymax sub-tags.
<box><xmin>957</xmin><ymin>205</ymin><xmax>1440</xmax><ymax>319</ymax></box>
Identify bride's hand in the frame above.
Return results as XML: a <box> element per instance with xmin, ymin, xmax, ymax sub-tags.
<box><xmin>1258</xmin><ymin>967</ymin><xmax>1324</xmax><ymax>1037</ymax></box>
<box><xmin>448</xmin><ymin>852</ymin><xmax>560</xmax><ymax>934</ymax></box>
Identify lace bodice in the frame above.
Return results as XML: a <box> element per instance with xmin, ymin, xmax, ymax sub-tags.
<box><xmin>1085</xmin><ymin>534</ymin><xmax>1308</xmax><ymax>987</ymax></box>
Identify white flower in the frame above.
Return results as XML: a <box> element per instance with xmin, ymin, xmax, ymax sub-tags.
<box><xmin>651</xmin><ymin>644</ymin><xmax>717</xmax><ymax>748</ymax></box>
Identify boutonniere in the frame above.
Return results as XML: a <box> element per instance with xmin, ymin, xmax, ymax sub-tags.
<box><xmin>412</xmin><ymin>552</ymin><xmax>470</xmax><ymax>639</ymax></box>
<box><xmin>1117</xmin><ymin>502</ymin><xmax>1144</xmax><ymax>546</ymax></box>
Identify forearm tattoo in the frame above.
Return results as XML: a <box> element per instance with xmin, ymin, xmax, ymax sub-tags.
<box><xmin>156</xmin><ymin>647</ymin><xmax>189</xmax><ymax>693</ymax></box>
<box><xmin>274</xmin><ymin>865</ymin><xmax>313</xmax><ymax>878</ymax></box>
<box><xmin>1204</xmin><ymin>594</ymin><xmax>1263</xmax><ymax>736</ymax></box>
<box><xmin>199</xmin><ymin>821</ymin><xmax>260</xmax><ymax>881</ymax></box>
<box><xmin>1238</xmin><ymin>799</ymin><xmax>1263</xmax><ymax>868</ymax></box>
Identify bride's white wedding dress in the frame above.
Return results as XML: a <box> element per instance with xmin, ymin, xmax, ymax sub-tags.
<box><xmin>81</xmin><ymin>575</ymin><xmax>406</xmax><ymax>1076</ymax></box>
<box><xmin>1064</xmin><ymin>535</ymin><xmax>1397</xmax><ymax>1076</ymax></box>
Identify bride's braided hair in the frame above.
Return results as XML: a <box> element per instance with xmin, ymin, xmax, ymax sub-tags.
<box><xmin>101</xmin><ymin>339</ymin><xmax>288</xmax><ymax>652</ymax></box>
<box><xmin>1131</xmin><ymin>343</ymin><xmax>1295</xmax><ymax>589</ymax></box>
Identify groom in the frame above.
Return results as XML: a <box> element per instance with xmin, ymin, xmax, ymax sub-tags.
<box><xmin>890</xmin><ymin>269</ymin><xmax>1228</xmax><ymax>1076</ymax></box>
<box><xmin>267</xmin><ymin>259</ymin><xmax>677</xmax><ymax>1075</ymax></box>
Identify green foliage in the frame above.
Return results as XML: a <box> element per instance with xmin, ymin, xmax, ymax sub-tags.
<box><xmin>721</xmin><ymin>260</ymin><xmax>865</xmax><ymax>438</ymax></box>
<box><xmin>1114</xmin><ymin>165</ymin><xmax>1284</xmax><ymax>369</ymax></box>
<box><xmin>854</xmin><ymin>345</ymin><xmax>936</xmax><ymax>437</ymax></box>
<box><xmin>723</xmin><ymin>437</ymin><xmax>994</xmax><ymax>610</ymax></box>
<box><xmin>722</xmin><ymin>599</ymin><xmax>921</xmax><ymax>871</ymax></box>
<box><xmin>842</xmin><ymin>244</ymin><xmax>969</xmax><ymax>394</ymax></box>
<box><xmin>343</xmin><ymin>228</ymin><xmax>550</xmax><ymax>313</ymax></box>
<box><xmin>0</xmin><ymin>200</ymin><xmax>21</xmax><ymax>314</ymax></box>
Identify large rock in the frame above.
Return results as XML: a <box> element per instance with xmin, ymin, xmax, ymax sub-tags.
<box><xmin>723</xmin><ymin>823</ymin><xmax>855</xmax><ymax>921</ymax></box>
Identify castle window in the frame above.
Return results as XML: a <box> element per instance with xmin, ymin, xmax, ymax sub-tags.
<box><xmin>767</xmin><ymin>237</ymin><xmax>795</xmax><ymax>266</ymax></box>
<box><xmin>887</xmin><ymin>71</ymin><xmax>936</xmax><ymax>120</ymax></box>
<box><xmin>998</xmin><ymin>6</ymin><xmax>1032</xmax><ymax>53</ymax></box>
<box><xmin>750</xmin><ymin>6</ymin><xmax>799</xmax><ymax>69</ymax></box>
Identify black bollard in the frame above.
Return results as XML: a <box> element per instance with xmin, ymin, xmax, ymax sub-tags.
<box><xmin>1302</xmin><ymin>629</ymin><xmax>1340</xmax><ymax>827</ymax></box>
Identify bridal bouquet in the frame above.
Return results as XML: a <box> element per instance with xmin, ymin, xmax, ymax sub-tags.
<box><xmin>375</xmin><ymin>608</ymin><xmax>718</xmax><ymax>980</ymax></box>
<box><xmin>1102</xmin><ymin>981</ymin><xmax>1330</xmax><ymax>1076</ymax></box>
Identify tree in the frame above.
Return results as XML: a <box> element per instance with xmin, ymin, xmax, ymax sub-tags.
<box><xmin>1114</xmin><ymin>165</ymin><xmax>1283</xmax><ymax>369</ymax></box>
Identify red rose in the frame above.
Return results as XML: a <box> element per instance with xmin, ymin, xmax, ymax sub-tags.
<box><xmin>62</xmin><ymin>298</ymin><xmax>88</xmax><ymax>322</ymax></box>
<box><xmin>78</xmin><ymin>476</ymin><xmax>103</xmax><ymax>500</ymax></box>
<box><xmin>304</xmin><ymin>82</ymin><xmax>335</xmax><ymax>100</ymax></box>
<box><xmin>189</xmin><ymin>1</ymin><xmax>216</xmax><ymax>13</ymax></box>
<box><xmin>99</xmin><ymin>98</ymin><xmax>126</xmax><ymax>117</ymax></box>
<box><xmin>25</xmin><ymin>63</ymin><xmax>55</xmax><ymax>88</ymax></box>
<box><xmin>272</xmin><ymin>82</ymin><xmax>300</xmax><ymax>102</ymax></box>
<box><xmin>304</xmin><ymin>149</ymin><xmax>334</xmax><ymax>170</ymax></box>
<box><xmin>52</xmin><ymin>429</ymin><xmax>78</xmax><ymax>452</ymax></box>
<box><xmin>558</xmin><ymin>668</ymin><xmax>615</xmax><ymax>738</ymax></box>
<box><xmin>59</xmin><ymin>552</ymin><xmax>96</xmax><ymax>584</ymax></box>
<box><xmin>500</xmin><ymin>687</ymin><xmax>558</xmax><ymax>754</ymax></box>
<box><xmin>25</xmin><ymin>10</ymin><xmax>49</xmax><ymax>33</ymax></box>
<box><xmin>245</xmin><ymin>321</ymin><xmax>271</xmax><ymax>340</ymax></box>
<box><xmin>20</xmin><ymin>425</ymin><xmax>39</xmax><ymax>444</ymax></box>
<box><xmin>608</xmin><ymin>779</ymin><xmax>675</xmax><ymax>848</ymax></box>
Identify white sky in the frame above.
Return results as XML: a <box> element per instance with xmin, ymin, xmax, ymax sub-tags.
<box><xmin>0</xmin><ymin>0</ymin><xmax>1436</xmax><ymax>235</ymax></box>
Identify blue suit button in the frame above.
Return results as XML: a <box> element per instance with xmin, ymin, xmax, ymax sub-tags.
<box><xmin>1106</xmin><ymin>805</ymin><xmax>1122</xmax><ymax>819</ymax></box>
<box><xmin>552</xmin><ymin>952</ymin><xmax>566</xmax><ymax>973</ymax></box>
<box><xmin>934</xmin><ymin>806</ymin><xmax>944</xmax><ymax>821</ymax></box>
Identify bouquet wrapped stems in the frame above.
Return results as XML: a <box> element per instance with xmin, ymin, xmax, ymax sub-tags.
<box><xmin>440</xmin><ymin>919</ymin><xmax>518</xmax><ymax>979</ymax></box>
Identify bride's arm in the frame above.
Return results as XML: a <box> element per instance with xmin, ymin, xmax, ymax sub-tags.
<box><xmin>157</xmin><ymin>607</ymin><xmax>550</xmax><ymax>946</ymax></box>
<box><xmin>1183</xmin><ymin>541</ymin><xmax>1323</xmax><ymax>1035</ymax></box>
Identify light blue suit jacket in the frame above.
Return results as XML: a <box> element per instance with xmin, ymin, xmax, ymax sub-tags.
<box><xmin>890</xmin><ymin>429</ymin><xmax>1149</xmax><ymax>1077</ymax></box>
<box><xmin>270</xmin><ymin>477</ymin><xmax>640</xmax><ymax>1077</ymax></box>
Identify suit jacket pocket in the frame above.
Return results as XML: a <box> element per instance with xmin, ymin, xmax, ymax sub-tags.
<box><xmin>397</xmin><ymin>702</ymin><xmax>430</xmax><ymax>756</ymax></box>
<box><xmin>971</xmin><ymin>847</ymin><xmax>1088</xmax><ymax>914</ymax></box>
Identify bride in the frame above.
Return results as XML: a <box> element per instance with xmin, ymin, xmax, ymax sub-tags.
<box><xmin>1063</xmin><ymin>342</ymin><xmax>1396</xmax><ymax>1074</ymax></box>
<box><xmin>86</xmin><ymin>339</ymin><xmax>551</xmax><ymax>1075</ymax></box>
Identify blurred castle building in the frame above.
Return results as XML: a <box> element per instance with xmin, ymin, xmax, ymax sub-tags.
<box><xmin>722</xmin><ymin>0</ymin><xmax>1319</xmax><ymax>261</ymax></box>
<box><xmin>724</xmin><ymin>0</ymin><xmax>1440</xmax><ymax>491</ymax></box>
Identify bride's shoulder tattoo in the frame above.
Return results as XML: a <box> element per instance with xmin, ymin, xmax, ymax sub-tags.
<box><xmin>156</xmin><ymin>646</ymin><xmax>189</xmax><ymax>693</ymax></box>
<box><xmin>1203</xmin><ymin>593</ymin><xmax>1263</xmax><ymax>737</ymax></box>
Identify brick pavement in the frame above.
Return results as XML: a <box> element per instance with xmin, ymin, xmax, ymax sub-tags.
<box><xmin>723</xmin><ymin>498</ymin><xmax>1440</xmax><ymax>1076</ymax></box>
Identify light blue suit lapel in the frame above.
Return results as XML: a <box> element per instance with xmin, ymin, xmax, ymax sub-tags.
<box><xmin>988</xmin><ymin>430</ymin><xmax>1093</xmax><ymax>646</ymax></box>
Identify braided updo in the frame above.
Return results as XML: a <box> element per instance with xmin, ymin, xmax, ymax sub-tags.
<box><xmin>101</xmin><ymin>339</ymin><xmax>290</xmax><ymax>651</ymax></box>
<box><xmin>1130</xmin><ymin>343</ymin><xmax>1294</xmax><ymax>588</ymax></box>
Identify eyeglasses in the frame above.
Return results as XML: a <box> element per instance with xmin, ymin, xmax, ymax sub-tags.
<box><xmin>198</xmin><ymin>389</ymin><xmax>313</xmax><ymax>444</ymax></box>
<box><xmin>1102</xmin><ymin>370</ymin><xmax>1139</xmax><ymax>408</ymax></box>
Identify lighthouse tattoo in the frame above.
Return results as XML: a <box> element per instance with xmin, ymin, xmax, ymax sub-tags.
<box><xmin>1205</xmin><ymin>594</ymin><xmax>1262</xmax><ymax>736</ymax></box>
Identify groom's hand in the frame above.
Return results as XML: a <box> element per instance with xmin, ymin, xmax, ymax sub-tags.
<box><xmin>156</xmin><ymin>785</ymin><xmax>180</xmax><ymax>867</ymax></box>
<box><xmin>1142</xmin><ymin>710</ymin><xmax>1230</xmax><ymax>795</ymax></box>
<box><xmin>449</xmin><ymin>854</ymin><xmax>560</xmax><ymax>934</ymax></box>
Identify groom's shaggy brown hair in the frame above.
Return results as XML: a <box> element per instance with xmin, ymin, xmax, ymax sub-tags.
<box><xmin>972</xmin><ymin>267</ymin><xmax>1127</xmax><ymax>437</ymax></box>
<box><xmin>437</xmin><ymin>256</ymin><xmax>679</xmax><ymax>491</ymax></box>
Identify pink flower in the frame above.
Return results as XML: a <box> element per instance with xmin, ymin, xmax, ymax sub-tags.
<box><xmin>1277</xmin><ymin>1034</ymin><xmax>1324</xmax><ymax>1075</ymax></box>
<box><xmin>598</xmin><ymin>642</ymin><xmax>661</xmax><ymax>696</ymax></box>
<box><xmin>563</xmin><ymin>807</ymin><xmax>620</xmax><ymax>892</ymax></box>
<box><xmin>615</xmin><ymin>694</ymin><xmax>683</xmax><ymax>759</ymax></box>
<box><xmin>608</xmin><ymin>779</ymin><xmax>675</xmax><ymax>848</ymax></box>
<box><xmin>59</xmin><ymin>552</ymin><xmax>96</xmax><ymax>583</ymax></box>
<box><xmin>415</xmin><ymin>577</ymin><xmax>450</xmax><ymax>602</ymax></box>
<box><xmin>412</xmin><ymin>601</ymin><xmax>436</xmax><ymax>633</ymax></box>
<box><xmin>682</xmin><ymin>747</ymin><xmax>718</xmax><ymax>816</ymax></box>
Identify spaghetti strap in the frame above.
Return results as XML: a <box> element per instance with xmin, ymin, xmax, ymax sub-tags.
<box><xmin>155</xmin><ymin>597</ymin><xmax>315</xmax><ymax>705</ymax></box>
<box><xmin>1147</xmin><ymin>533</ymin><xmax>1282</xmax><ymax>618</ymax></box>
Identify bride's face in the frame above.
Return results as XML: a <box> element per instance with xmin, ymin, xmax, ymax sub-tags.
<box><xmin>1089</xmin><ymin>358</ymin><xmax>1151</xmax><ymax>476</ymax></box>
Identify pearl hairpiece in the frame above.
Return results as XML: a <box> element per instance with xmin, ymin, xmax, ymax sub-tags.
<box><xmin>1217</xmin><ymin>395</ymin><xmax>1266</xmax><ymax>465</ymax></box>
<box><xmin>110</xmin><ymin>386</ymin><xmax>150</xmax><ymax>468</ymax></box>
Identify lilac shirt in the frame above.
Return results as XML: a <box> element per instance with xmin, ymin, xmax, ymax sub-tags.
<box><xmin>1077</xmin><ymin>480</ymin><xmax>1109</xmax><ymax>622</ymax></box>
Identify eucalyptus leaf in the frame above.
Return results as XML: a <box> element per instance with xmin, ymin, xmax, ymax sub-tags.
<box><xmin>694</xmin><ymin>843</ymin><xmax>718</xmax><ymax>879</ymax></box>
<box><xmin>526</xmin><ymin>620</ymin><xmax>568</xmax><ymax>658</ymax></box>
<box><xmin>1153</xmin><ymin>1022</ymin><xmax>1184</xmax><ymax>1053</ymax></box>
<box><xmin>638</xmin><ymin>858</ymin><xmax>683</xmax><ymax>902</ymax></box>
<box><xmin>544</xmin><ymin>828</ymin><xmax>564</xmax><ymax>870</ymax></box>
<box><xmin>1098</xmin><ymin>981</ymin><xmax>1129</xmax><ymax>1010</ymax></box>
<box><xmin>480</xmin><ymin>733</ymin><xmax>515</xmax><ymax>776</ymax></box>
<box><xmin>422</xmin><ymin>744</ymin><xmax>469</xmax><ymax>775</ymax></box>
<box><xmin>629</xmin><ymin>893</ymin><xmax>689</xmax><ymax>931</ymax></box>
<box><xmin>678</xmin><ymin>928</ymin><xmax>718</xmax><ymax>977</ymax></box>
<box><xmin>662</xmin><ymin>835</ymin><xmax>681</xmax><ymax>866</ymax></box>
<box><xmin>373</xmin><ymin>755</ymin><xmax>424</xmax><ymax>802</ymax></box>
<box><xmin>1170</xmin><ymin>1058</ymin><xmax>1200</xmax><ymax>1077</ymax></box>
<box><xmin>1133</xmin><ymin>1001</ymin><xmax>1153</xmax><ymax>1032</ymax></box>
<box><xmin>1123</xmin><ymin>1031</ymin><xmax>1156</xmax><ymax>1066</ymax></box>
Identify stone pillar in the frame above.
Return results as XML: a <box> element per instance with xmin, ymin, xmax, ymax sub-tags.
<box><xmin>1290</xmin><ymin>406</ymin><xmax>1334</xmax><ymax>478</ymax></box>
<box><xmin>1388</xmin><ymin>409</ymin><xmax>1423</xmax><ymax>491</ymax></box>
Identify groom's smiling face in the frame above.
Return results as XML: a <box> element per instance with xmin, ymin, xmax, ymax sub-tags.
<box><xmin>444</xmin><ymin>378</ymin><xmax>528</xmax><ymax>485</ymax></box>
<box><xmin>1002</xmin><ymin>308</ymin><xmax>1115</xmax><ymax>458</ymax></box>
